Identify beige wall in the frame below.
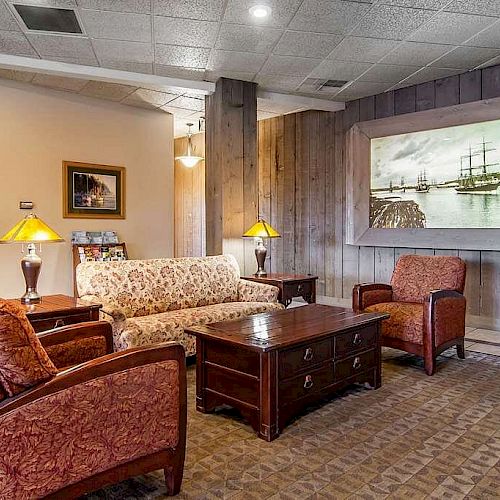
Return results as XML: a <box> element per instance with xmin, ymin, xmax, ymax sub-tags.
<box><xmin>0</xmin><ymin>79</ymin><xmax>174</xmax><ymax>298</ymax></box>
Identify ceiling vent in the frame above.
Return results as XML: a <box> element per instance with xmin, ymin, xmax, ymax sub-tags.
<box><xmin>13</xmin><ymin>4</ymin><xmax>82</xmax><ymax>33</ymax></box>
<box><xmin>319</xmin><ymin>80</ymin><xmax>349</xmax><ymax>89</ymax></box>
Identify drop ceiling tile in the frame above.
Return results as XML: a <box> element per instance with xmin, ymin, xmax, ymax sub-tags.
<box><xmin>13</xmin><ymin>0</ymin><xmax>76</xmax><ymax>7</ymax></box>
<box><xmin>155</xmin><ymin>45</ymin><xmax>210</xmax><ymax>68</ymax></box>
<box><xmin>477</xmin><ymin>54</ymin><xmax>500</xmax><ymax>68</ymax></box>
<box><xmin>216</xmin><ymin>23</ymin><xmax>282</xmax><ymax>54</ymax></box>
<box><xmin>466</xmin><ymin>21</ymin><xmax>500</xmax><ymax>48</ymax></box>
<box><xmin>354</xmin><ymin>5</ymin><xmax>435</xmax><ymax>40</ymax></box>
<box><xmin>205</xmin><ymin>70</ymin><xmax>256</xmax><ymax>82</ymax></box>
<box><xmin>289</xmin><ymin>0</ymin><xmax>371</xmax><ymax>34</ymax></box>
<box><xmin>273</xmin><ymin>31</ymin><xmax>343</xmax><ymax>58</ymax></box>
<box><xmin>397</xmin><ymin>66</ymin><xmax>463</xmax><ymax>86</ymax></box>
<box><xmin>258</xmin><ymin>110</ymin><xmax>280</xmax><ymax>120</ymax></box>
<box><xmin>31</xmin><ymin>73</ymin><xmax>88</xmax><ymax>92</ymax></box>
<box><xmin>328</xmin><ymin>36</ymin><xmax>399</xmax><ymax>63</ymax></box>
<box><xmin>79</xmin><ymin>9</ymin><xmax>151</xmax><ymax>42</ymax></box>
<box><xmin>48</xmin><ymin>54</ymin><xmax>99</xmax><ymax>65</ymax></box>
<box><xmin>0</xmin><ymin>2</ymin><xmax>20</xmax><ymax>30</ymax></box>
<box><xmin>80</xmin><ymin>80</ymin><xmax>137</xmax><ymax>101</ymax></box>
<box><xmin>445</xmin><ymin>0</ymin><xmax>500</xmax><ymax>16</ymax></box>
<box><xmin>335</xmin><ymin>81</ymin><xmax>390</xmax><ymax>99</ymax></box>
<box><xmin>430</xmin><ymin>46</ymin><xmax>500</xmax><ymax>68</ymax></box>
<box><xmin>154</xmin><ymin>0</ymin><xmax>224</xmax><ymax>21</ymax></box>
<box><xmin>260</xmin><ymin>54</ymin><xmax>322</xmax><ymax>76</ymax></box>
<box><xmin>409</xmin><ymin>12</ymin><xmax>497</xmax><ymax>44</ymax></box>
<box><xmin>0</xmin><ymin>68</ymin><xmax>35</xmax><ymax>82</ymax></box>
<box><xmin>358</xmin><ymin>63</ymin><xmax>419</xmax><ymax>83</ymax></box>
<box><xmin>254</xmin><ymin>74</ymin><xmax>304</xmax><ymax>91</ymax></box>
<box><xmin>309</xmin><ymin>60</ymin><xmax>372</xmax><ymax>80</ymax></box>
<box><xmin>167</xmin><ymin>95</ymin><xmax>205</xmax><ymax>111</ymax></box>
<box><xmin>256</xmin><ymin>98</ymin><xmax>301</xmax><ymax>114</ymax></box>
<box><xmin>382</xmin><ymin>0</ymin><xmax>449</xmax><ymax>8</ymax></box>
<box><xmin>224</xmin><ymin>0</ymin><xmax>302</xmax><ymax>28</ymax></box>
<box><xmin>208</xmin><ymin>50</ymin><xmax>267</xmax><ymax>73</ymax></box>
<box><xmin>155</xmin><ymin>64</ymin><xmax>207</xmax><ymax>80</ymax></box>
<box><xmin>154</xmin><ymin>17</ymin><xmax>218</xmax><ymax>48</ymax></box>
<box><xmin>75</xmin><ymin>0</ymin><xmax>151</xmax><ymax>13</ymax></box>
<box><xmin>121</xmin><ymin>88</ymin><xmax>178</xmax><ymax>109</ymax></box>
<box><xmin>100</xmin><ymin>60</ymin><xmax>153</xmax><ymax>73</ymax></box>
<box><xmin>161</xmin><ymin>105</ymin><xmax>197</xmax><ymax>118</ymax></box>
<box><xmin>0</xmin><ymin>30</ymin><xmax>37</xmax><ymax>56</ymax></box>
<box><xmin>381</xmin><ymin>41</ymin><xmax>454</xmax><ymax>66</ymax></box>
<box><xmin>27</xmin><ymin>33</ymin><xmax>95</xmax><ymax>59</ymax></box>
<box><xmin>92</xmin><ymin>39</ymin><xmax>152</xmax><ymax>62</ymax></box>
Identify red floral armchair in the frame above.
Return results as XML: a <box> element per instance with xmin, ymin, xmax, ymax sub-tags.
<box><xmin>352</xmin><ymin>255</ymin><xmax>467</xmax><ymax>375</ymax></box>
<box><xmin>0</xmin><ymin>299</ymin><xmax>186</xmax><ymax>498</ymax></box>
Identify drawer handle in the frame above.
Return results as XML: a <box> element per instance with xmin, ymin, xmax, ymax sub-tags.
<box><xmin>303</xmin><ymin>375</ymin><xmax>313</xmax><ymax>389</ymax></box>
<box><xmin>353</xmin><ymin>333</ymin><xmax>362</xmax><ymax>346</ymax></box>
<box><xmin>54</xmin><ymin>319</ymin><xmax>65</xmax><ymax>328</ymax></box>
<box><xmin>297</xmin><ymin>284</ymin><xmax>303</xmax><ymax>294</ymax></box>
<box><xmin>353</xmin><ymin>357</ymin><xmax>362</xmax><ymax>370</ymax></box>
<box><xmin>303</xmin><ymin>347</ymin><xmax>314</xmax><ymax>361</ymax></box>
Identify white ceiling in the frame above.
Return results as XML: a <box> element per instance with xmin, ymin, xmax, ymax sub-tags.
<box><xmin>1</xmin><ymin>0</ymin><xmax>500</xmax><ymax>134</ymax></box>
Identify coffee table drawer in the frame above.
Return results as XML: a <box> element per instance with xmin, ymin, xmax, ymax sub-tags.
<box><xmin>279</xmin><ymin>362</ymin><xmax>333</xmax><ymax>405</ymax></box>
<box><xmin>335</xmin><ymin>350</ymin><xmax>376</xmax><ymax>380</ymax></box>
<box><xmin>335</xmin><ymin>325</ymin><xmax>377</xmax><ymax>359</ymax></box>
<box><xmin>279</xmin><ymin>338</ymin><xmax>332</xmax><ymax>378</ymax></box>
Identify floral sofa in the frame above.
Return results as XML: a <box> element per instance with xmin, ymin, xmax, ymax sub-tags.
<box><xmin>76</xmin><ymin>254</ymin><xmax>283</xmax><ymax>355</ymax></box>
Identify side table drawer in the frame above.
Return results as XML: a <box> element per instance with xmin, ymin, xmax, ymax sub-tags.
<box><xmin>279</xmin><ymin>362</ymin><xmax>334</xmax><ymax>405</ymax></box>
<box><xmin>279</xmin><ymin>338</ymin><xmax>332</xmax><ymax>378</ymax></box>
<box><xmin>30</xmin><ymin>312</ymin><xmax>92</xmax><ymax>333</ymax></box>
<box><xmin>283</xmin><ymin>281</ymin><xmax>313</xmax><ymax>299</ymax></box>
<box><xmin>335</xmin><ymin>350</ymin><xmax>376</xmax><ymax>380</ymax></box>
<box><xmin>335</xmin><ymin>325</ymin><xmax>377</xmax><ymax>359</ymax></box>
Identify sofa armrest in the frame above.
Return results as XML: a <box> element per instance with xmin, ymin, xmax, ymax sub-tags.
<box><xmin>424</xmin><ymin>290</ymin><xmax>466</xmax><ymax>348</ymax></box>
<box><xmin>352</xmin><ymin>283</ymin><xmax>393</xmax><ymax>312</ymax></box>
<box><xmin>0</xmin><ymin>343</ymin><xmax>187</xmax><ymax>498</ymax></box>
<box><xmin>37</xmin><ymin>321</ymin><xmax>114</xmax><ymax>369</ymax></box>
<box><xmin>238</xmin><ymin>278</ymin><xmax>280</xmax><ymax>303</ymax></box>
<box><xmin>79</xmin><ymin>294</ymin><xmax>128</xmax><ymax>322</ymax></box>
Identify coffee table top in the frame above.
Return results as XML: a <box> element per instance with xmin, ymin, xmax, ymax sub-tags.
<box><xmin>186</xmin><ymin>304</ymin><xmax>388</xmax><ymax>352</ymax></box>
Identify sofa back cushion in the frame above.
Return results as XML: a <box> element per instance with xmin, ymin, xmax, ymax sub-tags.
<box><xmin>391</xmin><ymin>255</ymin><xmax>466</xmax><ymax>303</ymax></box>
<box><xmin>0</xmin><ymin>299</ymin><xmax>58</xmax><ymax>400</ymax></box>
<box><xmin>76</xmin><ymin>255</ymin><xmax>241</xmax><ymax>318</ymax></box>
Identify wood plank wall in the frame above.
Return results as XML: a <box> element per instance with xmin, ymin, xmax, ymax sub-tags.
<box><xmin>174</xmin><ymin>132</ymin><xmax>205</xmax><ymax>258</ymax></box>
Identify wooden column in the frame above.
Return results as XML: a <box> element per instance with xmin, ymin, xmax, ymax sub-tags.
<box><xmin>205</xmin><ymin>78</ymin><xmax>258</xmax><ymax>274</ymax></box>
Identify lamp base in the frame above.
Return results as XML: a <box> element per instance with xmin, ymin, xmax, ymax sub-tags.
<box><xmin>254</xmin><ymin>238</ymin><xmax>267</xmax><ymax>277</ymax></box>
<box><xmin>21</xmin><ymin>243</ymin><xmax>42</xmax><ymax>304</ymax></box>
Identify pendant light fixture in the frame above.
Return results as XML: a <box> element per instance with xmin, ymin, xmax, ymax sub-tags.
<box><xmin>175</xmin><ymin>122</ymin><xmax>204</xmax><ymax>168</ymax></box>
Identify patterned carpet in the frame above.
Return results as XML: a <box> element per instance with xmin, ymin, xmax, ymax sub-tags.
<box><xmin>87</xmin><ymin>348</ymin><xmax>500</xmax><ymax>499</ymax></box>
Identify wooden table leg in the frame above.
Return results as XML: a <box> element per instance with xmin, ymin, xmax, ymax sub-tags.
<box><xmin>259</xmin><ymin>351</ymin><xmax>279</xmax><ymax>441</ymax></box>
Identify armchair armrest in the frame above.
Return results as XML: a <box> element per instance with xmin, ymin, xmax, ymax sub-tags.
<box><xmin>79</xmin><ymin>294</ymin><xmax>128</xmax><ymax>322</ymax></box>
<box><xmin>424</xmin><ymin>290</ymin><xmax>466</xmax><ymax>348</ymax></box>
<box><xmin>38</xmin><ymin>321</ymin><xmax>114</xmax><ymax>369</ymax></box>
<box><xmin>238</xmin><ymin>278</ymin><xmax>280</xmax><ymax>303</ymax></box>
<box><xmin>352</xmin><ymin>283</ymin><xmax>393</xmax><ymax>312</ymax></box>
<box><xmin>0</xmin><ymin>343</ymin><xmax>187</xmax><ymax>498</ymax></box>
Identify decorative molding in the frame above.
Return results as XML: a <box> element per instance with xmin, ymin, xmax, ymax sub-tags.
<box><xmin>346</xmin><ymin>96</ymin><xmax>500</xmax><ymax>250</ymax></box>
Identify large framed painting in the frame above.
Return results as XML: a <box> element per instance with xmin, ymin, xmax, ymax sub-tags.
<box><xmin>346</xmin><ymin>96</ymin><xmax>500</xmax><ymax>250</ymax></box>
<box><xmin>63</xmin><ymin>161</ymin><xmax>125</xmax><ymax>219</ymax></box>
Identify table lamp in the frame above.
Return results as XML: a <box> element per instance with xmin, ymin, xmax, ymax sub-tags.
<box><xmin>0</xmin><ymin>213</ymin><xmax>64</xmax><ymax>304</ymax></box>
<box><xmin>243</xmin><ymin>218</ymin><xmax>280</xmax><ymax>277</ymax></box>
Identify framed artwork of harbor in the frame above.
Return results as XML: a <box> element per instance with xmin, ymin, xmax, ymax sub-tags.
<box><xmin>63</xmin><ymin>161</ymin><xmax>125</xmax><ymax>219</ymax></box>
<box><xmin>346</xmin><ymin>96</ymin><xmax>500</xmax><ymax>250</ymax></box>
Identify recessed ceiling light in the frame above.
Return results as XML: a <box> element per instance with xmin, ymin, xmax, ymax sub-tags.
<box><xmin>249</xmin><ymin>5</ymin><xmax>272</xmax><ymax>18</ymax></box>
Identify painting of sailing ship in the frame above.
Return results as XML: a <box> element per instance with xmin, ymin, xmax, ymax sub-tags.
<box><xmin>63</xmin><ymin>161</ymin><xmax>125</xmax><ymax>219</ymax></box>
<box><xmin>370</xmin><ymin>118</ymin><xmax>500</xmax><ymax>228</ymax></box>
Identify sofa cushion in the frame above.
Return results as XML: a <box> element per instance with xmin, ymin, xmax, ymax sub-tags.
<box><xmin>391</xmin><ymin>255</ymin><xmax>466</xmax><ymax>303</ymax></box>
<box><xmin>365</xmin><ymin>302</ymin><xmax>424</xmax><ymax>345</ymax></box>
<box><xmin>0</xmin><ymin>299</ymin><xmax>58</xmax><ymax>399</ymax></box>
<box><xmin>115</xmin><ymin>301</ymin><xmax>284</xmax><ymax>354</ymax></box>
<box><xmin>76</xmin><ymin>255</ymin><xmax>242</xmax><ymax>318</ymax></box>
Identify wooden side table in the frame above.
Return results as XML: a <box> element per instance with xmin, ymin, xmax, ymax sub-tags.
<box><xmin>242</xmin><ymin>273</ymin><xmax>318</xmax><ymax>307</ymax></box>
<box><xmin>13</xmin><ymin>294</ymin><xmax>101</xmax><ymax>333</ymax></box>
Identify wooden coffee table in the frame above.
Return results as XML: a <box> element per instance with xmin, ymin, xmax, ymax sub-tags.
<box><xmin>186</xmin><ymin>304</ymin><xmax>389</xmax><ymax>441</ymax></box>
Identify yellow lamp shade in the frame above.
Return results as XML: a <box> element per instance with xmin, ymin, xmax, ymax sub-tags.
<box><xmin>0</xmin><ymin>213</ymin><xmax>64</xmax><ymax>244</ymax></box>
<box><xmin>243</xmin><ymin>219</ymin><xmax>280</xmax><ymax>238</ymax></box>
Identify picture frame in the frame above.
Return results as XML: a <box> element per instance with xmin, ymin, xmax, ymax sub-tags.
<box><xmin>62</xmin><ymin>161</ymin><xmax>126</xmax><ymax>219</ymax></box>
<box><xmin>346</xmin><ymin>96</ymin><xmax>500</xmax><ymax>251</ymax></box>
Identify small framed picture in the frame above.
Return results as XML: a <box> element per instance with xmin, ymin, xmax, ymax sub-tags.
<box><xmin>62</xmin><ymin>161</ymin><xmax>125</xmax><ymax>219</ymax></box>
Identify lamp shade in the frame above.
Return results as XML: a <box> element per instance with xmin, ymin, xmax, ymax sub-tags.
<box><xmin>0</xmin><ymin>213</ymin><xmax>64</xmax><ymax>244</ymax></box>
<box><xmin>243</xmin><ymin>219</ymin><xmax>280</xmax><ymax>238</ymax></box>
